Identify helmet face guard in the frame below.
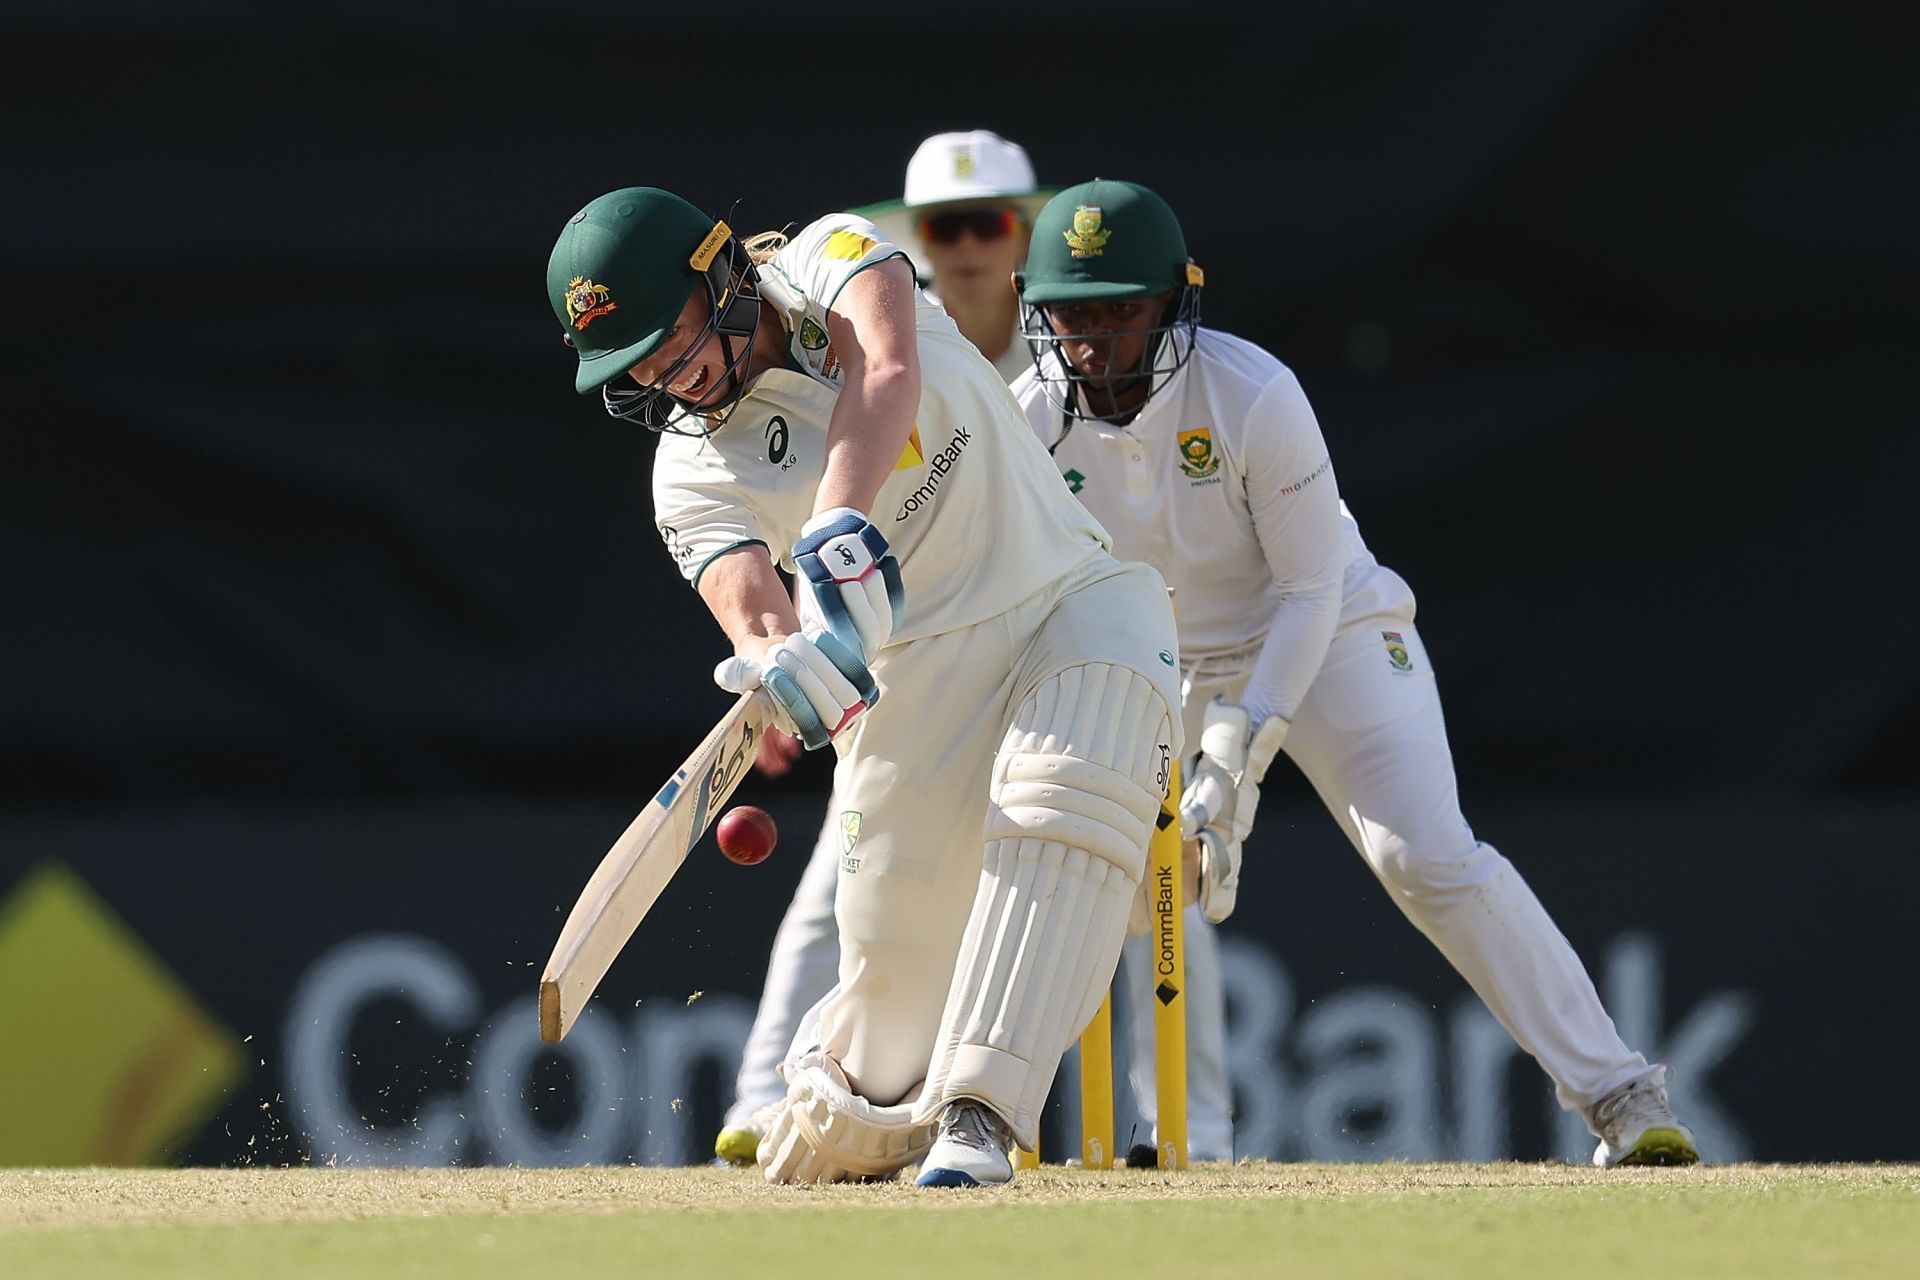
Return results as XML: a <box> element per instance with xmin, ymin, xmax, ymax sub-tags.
<box><xmin>600</xmin><ymin>235</ymin><xmax>764</xmax><ymax>436</ymax></box>
<box><xmin>1020</xmin><ymin>282</ymin><xmax>1201</xmax><ymax>424</ymax></box>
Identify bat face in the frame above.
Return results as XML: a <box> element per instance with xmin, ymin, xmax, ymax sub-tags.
<box><xmin>539</xmin><ymin>691</ymin><xmax>771</xmax><ymax>1043</ymax></box>
<box><xmin>684</xmin><ymin>716</ymin><xmax>759</xmax><ymax>855</ymax></box>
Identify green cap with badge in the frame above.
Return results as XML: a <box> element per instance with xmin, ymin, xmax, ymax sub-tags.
<box><xmin>1017</xmin><ymin>179</ymin><xmax>1203</xmax><ymax>305</ymax></box>
<box><xmin>547</xmin><ymin>187</ymin><xmax>733</xmax><ymax>394</ymax></box>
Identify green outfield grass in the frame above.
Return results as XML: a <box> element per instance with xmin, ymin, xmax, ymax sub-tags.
<box><xmin>3</xmin><ymin>1163</ymin><xmax>1915</xmax><ymax>1280</ymax></box>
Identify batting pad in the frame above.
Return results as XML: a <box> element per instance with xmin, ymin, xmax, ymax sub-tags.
<box><xmin>758</xmin><ymin>1050</ymin><xmax>935</xmax><ymax>1184</ymax></box>
<box><xmin>917</xmin><ymin>663</ymin><xmax>1172</xmax><ymax>1150</ymax></box>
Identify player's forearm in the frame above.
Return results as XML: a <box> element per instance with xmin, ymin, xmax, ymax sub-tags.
<box><xmin>1238</xmin><ymin>577</ymin><xmax>1342</xmax><ymax>727</ymax></box>
<box><xmin>814</xmin><ymin>360</ymin><xmax>920</xmax><ymax>515</ymax></box>
<box><xmin>814</xmin><ymin>258</ymin><xmax>922</xmax><ymax>516</ymax></box>
<box><xmin>697</xmin><ymin>546</ymin><xmax>803</xmax><ymax>652</ymax></box>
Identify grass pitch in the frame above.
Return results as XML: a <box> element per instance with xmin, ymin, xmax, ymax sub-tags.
<box><xmin>3</xmin><ymin>1163</ymin><xmax>1915</xmax><ymax>1279</ymax></box>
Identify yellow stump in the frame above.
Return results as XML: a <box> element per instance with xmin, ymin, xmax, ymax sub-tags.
<box><xmin>1077</xmin><ymin>993</ymin><xmax>1115</xmax><ymax>1168</ymax></box>
<box><xmin>1149</xmin><ymin>758</ymin><xmax>1189</xmax><ymax>1169</ymax></box>
<box><xmin>1040</xmin><ymin>747</ymin><xmax>1188</xmax><ymax>1173</ymax></box>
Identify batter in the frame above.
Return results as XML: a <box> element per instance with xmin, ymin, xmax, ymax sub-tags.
<box><xmin>547</xmin><ymin>187</ymin><xmax>1181</xmax><ymax>1185</ymax></box>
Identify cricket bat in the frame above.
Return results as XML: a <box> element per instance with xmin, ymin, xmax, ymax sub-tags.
<box><xmin>539</xmin><ymin>689</ymin><xmax>774</xmax><ymax>1043</ymax></box>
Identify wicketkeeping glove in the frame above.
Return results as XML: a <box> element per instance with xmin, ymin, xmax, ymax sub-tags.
<box><xmin>792</xmin><ymin>507</ymin><xmax>905</xmax><ymax>661</ymax></box>
<box><xmin>714</xmin><ymin>631</ymin><xmax>879</xmax><ymax>751</ymax></box>
<box><xmin>1178</xmin><ymin>698</ymin><xmax>1289</xmax><ymax>923</ymax></box>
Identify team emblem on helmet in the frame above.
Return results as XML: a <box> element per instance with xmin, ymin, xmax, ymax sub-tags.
<box><xmin>952</xmin><ymin>146</ymin><xmax>974</xmax><ymax>178</ymax></box>
<box><xmin>1064</xmin><ymin>205</ymin><xmax>1110</xmax><ymax>258</ymax></box>
<box><xmin>1177</xmin><ymin>427</ymin><xmax>1220</xmax><ymax>479</ymax></box>
<box><xmin>1383</xmin><ymin>631</ymin><xmax>1413</xmax><ymax>673</ymax></box>
<box><xmin>564</xmin><ymin>277</ymin><xmax>618</xmax><ymax>332</ymax></box>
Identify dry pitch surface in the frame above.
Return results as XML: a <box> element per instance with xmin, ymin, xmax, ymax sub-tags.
<box><xmin>3</xmin><ymin>1163</ymin><xmax>1916</xmax><ymax>1279</ymax></box>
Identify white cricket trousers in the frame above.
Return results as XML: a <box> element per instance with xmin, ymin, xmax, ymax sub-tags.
<box><xmin>724</xmin><ymin>652</ymin><xmax>1228</xmax><ymax>1147</ymax></box>
<box><xmin>729</xmin><ymin>559</ymin><xmax>1180</xmax><ymax>1132</ymax></box>
<box><xmin>1191</xmin><ymin>558</ymin><xmax>1653</xmax><ymax>1113</ymax></box>
<box><xmin>730</xmin><ymin>825</ymin><xmax>1241</xmax><ymax>1159</ymax></box>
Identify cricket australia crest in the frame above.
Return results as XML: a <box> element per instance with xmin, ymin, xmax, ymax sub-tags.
<box><xmin>1064</xmin><ymin>205</ymin><xmax>1110</xmax><ymax>257</ymax></box>
<box><xmin>839</xmin><ymin>810</ymin><xmax>864</xmax><ymax>873</ymax></box>
<box><xmin>564</xmin><ymin>277</ymin><xmax>618</xmax><ymax>331</ymax></box>
<box><xmin>1177</xmin><ymin>427</ymin><xmax>1220</xmax><ymax>480</ymax></box>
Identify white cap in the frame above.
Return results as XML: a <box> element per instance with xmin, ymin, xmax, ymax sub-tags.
<box><xmin>902</xmin><ymin>130</ymin><xmax>1039</xmax><ymax>208</ymax></box>
<box><xmin>851</xmin><ymin>131</ymin><xmax>1056</xmax><ymax>282</ymax></box>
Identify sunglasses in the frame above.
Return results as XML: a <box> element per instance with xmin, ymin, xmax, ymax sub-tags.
<box><xmin>917</xmin><ymin>207</ymin><xmax>1021</xmax><ymax>245</ymax></box>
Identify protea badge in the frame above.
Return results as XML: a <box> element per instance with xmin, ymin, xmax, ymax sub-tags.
<box><xmin>1064</xmin><ymin>205</ymin><xmax>1110</xmax><ymax>258</ymax></box>
<box><xmin>1177</xmin><ymin>427</ymin><xmax>1220</xmax><ymax>479</ymax></box>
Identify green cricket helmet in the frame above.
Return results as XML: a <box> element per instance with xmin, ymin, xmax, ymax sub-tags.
<box><xmin>1014</xmin><ymin>179</ymin><xmax>1203</xmax><ymax>423</ymax></box>
<box><xmin>546</xmin><ymin>186</ymin><xmax>764</xmax><ymax>433</ymax></box>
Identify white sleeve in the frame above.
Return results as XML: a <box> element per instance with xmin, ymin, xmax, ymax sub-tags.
<box><xmin>764</xmin><ymin>214</ymin><xmax>910</xmax><ymax>317</ymax></box>
<box><xmin>1234</xmin><ymin>370</ymin><xmax>1346</xmax><ymax>727</ymax></box>
<box><xmin>651</xmin><ymin>460</ymin><xmax>769</xmax><ymax>588</ymax></box>
<box><xmin>1012</xmin><ymin>369</ymin><xmax>1074</xmax><ymax>455</ymax></box>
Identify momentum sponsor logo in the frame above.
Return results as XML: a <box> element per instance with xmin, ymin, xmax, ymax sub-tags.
<box><xmin>1279</xmin><ymin>455</ymin><xmax>1332</xmax><ymax>498</ymax></box>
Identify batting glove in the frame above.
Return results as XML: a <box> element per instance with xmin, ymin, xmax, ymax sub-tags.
<box><xmin>1178</xmin><ymin>698</ymin><xmax>1288</xmax><ymax>923</ymax></box>
<box><xmin>792</xmin><ymin>507</ymin><xmax>905</xmax><ymax>661</ymax></box>
<box><xmin>714</xmin><ymin>631</ymin><xmax>879</xmax><ymax>751</ymax></box>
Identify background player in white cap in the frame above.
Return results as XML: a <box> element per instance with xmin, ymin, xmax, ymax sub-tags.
<box><xmin>1010</xmin><ymin>177</ymin><xmax>1699</xmax><ymax>1168</ymax></box>
<box><xmin>712</xmin><ymin>131</ymin><xmax>1233</xmax><ymax>1167</ymax></box>
<box><xmin>548</xmin><ymin>184</ymin><xmax>1180</xmax><ymax>1185</ymax></box>
<box><xmin>858</xmin><ymin>129</ymin><xmax>1055</xmax><ymax>382</ymax></box>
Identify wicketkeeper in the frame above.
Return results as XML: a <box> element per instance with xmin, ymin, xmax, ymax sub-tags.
<box><xmin>1012</xmin><ymin>179</ymin><xmax>1698</xmax><ymax>1167</ymax></box>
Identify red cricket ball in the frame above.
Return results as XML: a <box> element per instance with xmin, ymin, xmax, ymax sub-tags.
<box><xmin>715</xmin><ymin>805</ymin><xmax>778</xmax><ymax>865</ymax></box>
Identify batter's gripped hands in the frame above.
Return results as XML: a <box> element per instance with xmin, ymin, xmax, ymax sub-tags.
<box><xmin>792</xmin><ymin>507</ymin><xmax>905</xmax><ymax>661</ymax></box>
<box><xmin>755</xmin><ymin>727</ymin><xmax>804</xmax><ymax>778</ymax></box>
<box><xmin>714</xmin><ymin>630</ymin><xmax>879</xmax><ymax>751</ymax></box>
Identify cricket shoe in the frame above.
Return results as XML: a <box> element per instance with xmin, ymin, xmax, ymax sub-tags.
<box><xmin>1588</xmin><ymin>1066</ymin><xmax>1699</xmax><ymax>1167</ymax></box>
<box><xmin>914</xmin><ymin>1101</ymin><xmax>1014</xmax><ymax>1187</ymax></box>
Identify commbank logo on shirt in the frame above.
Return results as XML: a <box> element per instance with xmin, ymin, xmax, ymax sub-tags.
<box><xmin>894</xmin><ymin>426</ymin><xmax>974</xmax><ymax>521</ymax></box>
<box><xmin>893</xmin><ymin>425</ymin><xmax>925</xmax><ymax>471</ymax></box>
